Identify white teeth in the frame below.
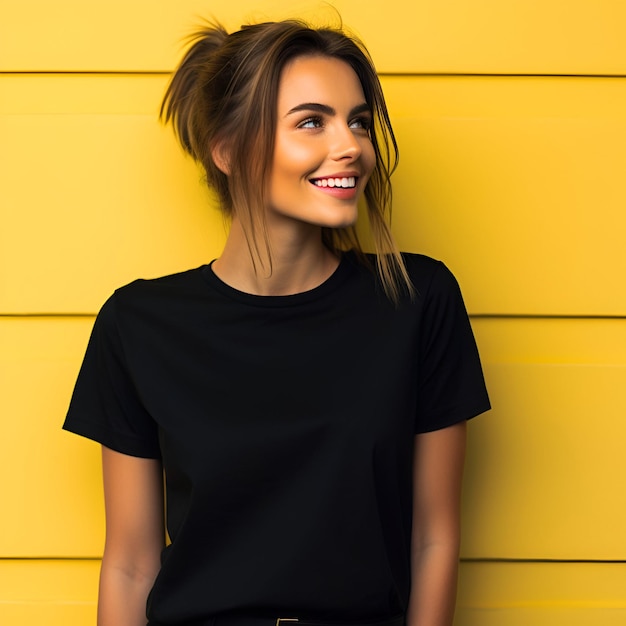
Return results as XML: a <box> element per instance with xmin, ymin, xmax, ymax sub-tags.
<box><xmin>313</xmin><ymin>177</ymin><xmax>356</xmax><ymax>188</ymax></box>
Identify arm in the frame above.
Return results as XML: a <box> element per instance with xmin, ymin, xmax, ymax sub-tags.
<box><xmin>406</xmin><ymin>421</ymin><xmax>467</xmax><ymax>626</ymax></box>
<box><xmin>98</xmin><ymin>446</ymin><xmax>165</xmax><ymax>626</ymax></box>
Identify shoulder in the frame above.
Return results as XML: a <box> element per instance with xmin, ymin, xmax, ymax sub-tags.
<box><xmin>357</xmin><ymin>251</ymin><xmax>461</xmax><ymax>302</ymax></box>
<box><xmin>109</xmin><ymin>265</ymin><xmax>208</xmax><ymax>308</ymax></box>
<box><xmin>400</xmin><ymin>253</ymin><xmax>462</xmax><ymax>298</ymax></box>
<box><xmin>401</xmin><ymin>252</ymin><xmax>447</xmax><ymax>283</ymax></box>
<box><xmin>97</xmin><ymin>265</ymin><xmax>209</xmax><ymax>326</ymax></box>
<box><xmin>114</xmin><ymin>265</ymin><xmax>208</xmax><ymax>300</ymax></box>
<box><xmin>359</xmin><ymin>250</ymin><xmax>454</xmax><ymax>281</ymax></box>
<box><xmin>345</xmin><ymin>251</ymin><xmax>463</xmax><ymax>311</ymax></box>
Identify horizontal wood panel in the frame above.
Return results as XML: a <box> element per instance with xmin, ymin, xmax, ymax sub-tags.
<box><xmin>386</xmin><ymin>76</ymin><xmax>626</xmax><ymax>315</ymax></box>
<box><xmin>0</xmin><ymin>76</ymin><xmax>226</xmax><ymax>313</ymax></box>
<box><xmin>0</xmin><ymin>318</ymin><xmax>104</xmax><ymax>557</ymax></box>
<box><xmin>0</xmin><ymin>559</ymin><xmax>624</xmax><ymax>625</ymax></box>
<box><xmin>463</xmin><ymin>361</ymin><xmax>626</xmax><ymax>559</ymax></box>
<box><xmin>2</xmin><ymin>75</ymin><xmax>625</xmax><ymax>315</ymax></box>
<box><xmin>458</xmin><ymin>608</ymin><xmax>626</xmax><ymax>626</ymax></box>
<box><xmin>463</xmin><ymin>318</ymin><xmax>626</xmax><ymax>560</ymax></box>
<box><xmin>2</xmin><ymin>317</ymin><xmax>625</xmax><ymax>558</ymax></box>
<box><xmin>1</xmin><ymin>0</ymin><xmax>625</xmax><ymax>74</ymax></box>
<box><xmin>457</xmin><ymin>561</ymin><xmax>626</xmax><ymax>626</ymax></box>
<box><xmin>0</xmin><ymin>559</ymin><xmax>98</xmax><ymax>625</ymax></box>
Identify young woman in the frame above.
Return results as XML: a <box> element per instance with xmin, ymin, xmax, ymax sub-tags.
<box><xmin>64</xmin><ymin>19</ymin><xmax>490</xmax><ymax>626</ymax></box>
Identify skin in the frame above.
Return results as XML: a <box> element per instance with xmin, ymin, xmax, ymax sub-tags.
<box><xmin>98</xmin><ymin>448</ymin><xmax>164</xmax><ymax>626</ymax></box>
<box><xmin>407</xmin><ymin>421</ymin><xmax>467</xmax><ymax>626</ymax></box>
<box><xmin>98</xmin><ymin>54</ymin><xmax>466</xmax><ymax>626</ymax></box>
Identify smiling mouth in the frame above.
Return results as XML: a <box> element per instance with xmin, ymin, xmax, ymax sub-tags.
<box><xmin>310</xmin><ymin>176</ymin><xmax>357</xmax><ymax>189</ymax></box>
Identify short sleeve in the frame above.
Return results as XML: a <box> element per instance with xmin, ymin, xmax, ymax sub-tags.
<box><xmin>63</xmin><ymin>293</ymin><xmax>161</xmax><ymax>458</ymax></box>
<box><xmin>415</xmin><ymin>262</ymin><xmax>490</xmax><ymax>433</ymax></box>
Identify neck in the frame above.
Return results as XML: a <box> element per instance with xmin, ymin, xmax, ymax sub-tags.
<box><xmin>212</xmin><ymin>217</ymin><xmax>340</xmax><ymax>296</ymax></box>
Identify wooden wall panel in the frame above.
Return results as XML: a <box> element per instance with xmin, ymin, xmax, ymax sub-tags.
<box><xmin>387</xmin><ymin>76</ymin><xmax>626</xmax><ymax>316</ymax></box>
<box><xmin>463</xmin><ymin>318</ymin><xmax>626</xmax><ymax>560</ymax></box>
<box><xmin>2</xmin><ymin>75</ymin><xmax>625</xmax><ymax>315</ymax></box>
<box><xmin>463</xmin><ymin>362</ymin><xmax>626</xmax><ymax>559</ymax></box>
<box><xmin>1</xmin><ymin>0</ymin><xmax>625</xmax><ymax>75</ymax></box>
<box><xmin>0</xmin><ymin>318</ymin><xmax>104</xmax><ymax>557</ymax></box>
<box><xmin>0</xmin><ymin>560</ymin><xmax>98</xmax><ymax>625</ymax></box>
<box><xmin>0</xmin><ymin>76</ymin><xmax>225</xmax><ymax>314</ymax></box>
<box><xmin>456</xmin><ymin>561</ymin><xmax>626</xmax><ymax>626</ymax></box>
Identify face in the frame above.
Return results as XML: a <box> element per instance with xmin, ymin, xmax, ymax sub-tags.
<box><xmin>266</xmin><ymin>55</ymin><xmax>376</xmax><ymax>230</ymax></box>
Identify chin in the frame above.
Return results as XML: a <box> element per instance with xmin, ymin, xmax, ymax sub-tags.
<box><xmin>317</xmin><ymin>207</ymin><xmax>359</xmax><ymax>229</ymax></box>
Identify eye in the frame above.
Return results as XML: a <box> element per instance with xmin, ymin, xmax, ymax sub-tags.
<box><xmin>297</xmin><ymin>116</ymin><xmax>323</xmax><ymax>129</ymax></box>
<box><xmin>349</xmin><ymin>116</ymin><xmax>372</xmax><ymax>131</ymax></box>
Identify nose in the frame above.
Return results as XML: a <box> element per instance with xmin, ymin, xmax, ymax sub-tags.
<box><xmin>330</xmin><ymin>123</ymin><xmax>362</xmax><ymax>161</ymax></box>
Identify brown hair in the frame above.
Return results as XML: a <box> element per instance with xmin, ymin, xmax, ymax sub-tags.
<box><xmin>160</xmin><ymin>19</ymin><xmax>414</xmax><ymax>302</ymax></box>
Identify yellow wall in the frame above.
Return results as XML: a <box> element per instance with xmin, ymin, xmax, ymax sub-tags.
<box><xmin>1</xmin><ymin>1</ymin><xmax>625</xmax><ymax>623</ymax></box>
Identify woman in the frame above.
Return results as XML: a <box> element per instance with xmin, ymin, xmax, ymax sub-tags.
<box><xmin>64</xmin><ymin>19</ymin><xmax>490</xmax><ymax>626</ymax></box>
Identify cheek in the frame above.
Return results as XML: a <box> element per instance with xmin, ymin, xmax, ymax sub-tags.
<box><xmin>273</xmin><ymin>139</ymin><xmax>322</xmax><ymax>182</ymax></box>
<box><xmin>362</xmin><ymin>141</ymin><xmax>377</xmax><ymax>180</ymax></box>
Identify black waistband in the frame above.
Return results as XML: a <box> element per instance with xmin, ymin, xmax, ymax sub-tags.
<box><xmin>150</xmin><ymin>614</ymin><xmax>404</xmax><ymax>626</ymax></box>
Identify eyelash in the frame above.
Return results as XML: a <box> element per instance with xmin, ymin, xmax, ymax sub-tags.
<box><xmin>297</xmin><ymin>116</ymin><xmax>323</xmax><ymax>129</ymax></box>
<box><xmin>351</xmin><ymin>116</ymin><xmax>372</xmax><ymax>131</ymax></box>
<box><xmin>297</xmin><ymin>116</ymin><xmax>372</xmax><ymax>131</ymax></box>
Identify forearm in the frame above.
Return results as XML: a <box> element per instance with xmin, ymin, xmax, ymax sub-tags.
<box><xmin>98</xmin><ymin>448</ymin><xmax>165</xmax><ymax>626</ymax></box>
<box><xmin>408</xmin><ymin>423</ymin><xmax>467</xmax><ymax>626</ymax></box>
<box><xmin>97</xmin><ymin>554</ymin><xmax>160</xmax><ymax>626</ymax></box>
<box><xmin>406</xmin><ymin>542</ymin><xmax>460</xmax><ymax>626</ymax></box>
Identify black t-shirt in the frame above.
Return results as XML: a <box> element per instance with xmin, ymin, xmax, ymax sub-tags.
<box><xmin>64</xmin><ymin>251</ymin><xmax>490</xmax><ymax>625</ymax></box>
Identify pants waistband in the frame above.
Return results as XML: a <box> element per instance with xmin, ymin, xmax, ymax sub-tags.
<box><xmin>150</xmin><ymin>614</ymin><xmax>404</xmax><ymax>626</ymax></box>
<box><xmin>216</xmin><ymin>616</ymin><xmax>404</xmax><ymax>626</ymax></box>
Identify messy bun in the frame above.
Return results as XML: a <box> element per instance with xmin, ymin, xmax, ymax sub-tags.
<box><xmin>160</xmin><ymin>23</ymin><xmax>232</xmax><ymax>216</ymax></box>
<box><xmin>160</xmin><ymin>25</ymin><xmax>228</xmax><ymax>158</ymax></box>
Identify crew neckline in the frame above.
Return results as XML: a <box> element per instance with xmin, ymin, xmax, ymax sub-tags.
<box><xmin>200</xmin><ymin>251</ymin><xmax>355</xmax><ymax>307</ymax></box>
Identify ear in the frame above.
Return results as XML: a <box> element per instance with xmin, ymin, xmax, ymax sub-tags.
<box><xmin>211</xmin><ymin>140</ymin><xmax>231</xmax><ymax>176</ymax></box>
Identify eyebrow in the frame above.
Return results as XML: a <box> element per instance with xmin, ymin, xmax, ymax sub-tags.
<box><xmin>285</xmin><ymin>102</ymin><xmax>371</xmax><ymax>118</ymax></box>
